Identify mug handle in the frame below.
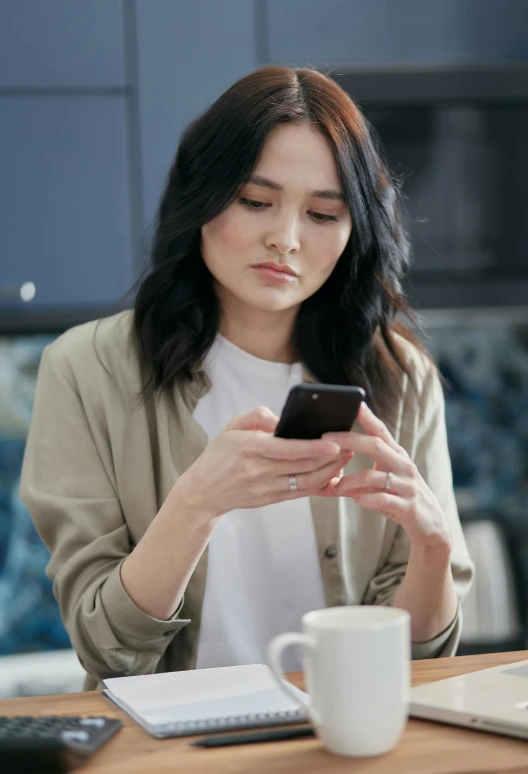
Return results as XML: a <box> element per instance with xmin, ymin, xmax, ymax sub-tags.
<box><xmin>267</xmin><ymin>632</ymin><xmax>322</xmax><ymax>727</ymax></box>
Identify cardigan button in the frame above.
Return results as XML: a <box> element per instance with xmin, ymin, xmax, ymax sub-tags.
<box><xmin>324</xmin><ymin>545</ymin><xmax>337</xmax><ymax>560</ymax></box>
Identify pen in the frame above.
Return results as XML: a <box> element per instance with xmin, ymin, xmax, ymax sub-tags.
<box><xmin>190</xmin><ymin>725</ymin><xmax>315</xmax><ymax>748</ymax></box>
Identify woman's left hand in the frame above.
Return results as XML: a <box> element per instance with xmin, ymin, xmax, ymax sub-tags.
<box><xmin>319</xmin><ymin>402</ymin><xmax>452</xmax><ymax>551</ymax></box>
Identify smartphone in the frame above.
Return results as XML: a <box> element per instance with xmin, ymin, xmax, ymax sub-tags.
<box><xmin>274</xmin><ymin>383</ymin><xmax>366</xmax><ymax>440</ymax></box>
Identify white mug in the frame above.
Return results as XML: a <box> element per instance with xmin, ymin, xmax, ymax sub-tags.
<box><xmin>267</xmin><ymin>606</ymin><xmax>410</xmax><ymax>757</ymax></box>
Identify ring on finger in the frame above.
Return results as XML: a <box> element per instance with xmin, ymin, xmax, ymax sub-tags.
<box><xmin>289</xmin><ymin>474</ymin><xmax>298</xmax><ymax>492</ymax></box>
<box><xmin>384</xmin><ymin>471</ymin><xmax>394</xmax><ymax>491</ymax></box>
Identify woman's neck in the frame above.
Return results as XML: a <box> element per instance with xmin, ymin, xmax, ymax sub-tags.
<box><xmin>218</xmin><ymin>307</ymin><xmax>299</xmax><ymax>364</ymax></box>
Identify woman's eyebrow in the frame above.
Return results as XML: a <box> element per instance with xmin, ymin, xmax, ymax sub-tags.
<box><xmin>248</xmin><ymin>175</ymin><xmax>345</xmax><ymax>202</ymax></box>
<box><xmin>311</xmin><ymin>188</ymin><xmax>346</xmax><ymax>202</ymax></box>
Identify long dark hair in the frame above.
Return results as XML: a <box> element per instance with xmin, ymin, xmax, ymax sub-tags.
<box><xmin>134</xmin><ymin>66</ymin><xmax>427</xmax><ymax>420</ymax></box>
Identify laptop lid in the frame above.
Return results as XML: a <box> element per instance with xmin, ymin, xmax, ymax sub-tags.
<box><xmin>410</xmin><ymin>659</ymin><xmax>528</xmax><ymax>740</ymax></box>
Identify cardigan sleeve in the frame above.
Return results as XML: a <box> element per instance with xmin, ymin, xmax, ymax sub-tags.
<box><xmin>19</xmin><ymin>341</ymin><xmax>190</xmax><ymax>683</ymax></box>
<box><xmin>362</xmin><ymin>363</ymin><xmax>474</xmax><ymax>658</ymax></box>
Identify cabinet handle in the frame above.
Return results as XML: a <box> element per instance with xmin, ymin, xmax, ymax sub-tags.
<box><xmin>0</xmin><ymin>282</ymin><xmax>36</xmax><ymax>302</ymax></box>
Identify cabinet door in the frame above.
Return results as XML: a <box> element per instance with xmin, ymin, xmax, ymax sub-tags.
<box><xmin>135</xmin><ymin>0</ymin><xmax>257</xmax><ymax>223</ymax></box>
<box><xmin>0</xmin><ymin>96</ymin><xmax>133</xmax><ymax>315</ymax></box>
<box><xmin>0</xmin><ymin>0</ymin><xmax>126</xmax><ymax>88</ymax></box>
<box><xmin>267</xmin><ymin>0</ymin><xmax>528</xmax><ymax>66</ymax></box>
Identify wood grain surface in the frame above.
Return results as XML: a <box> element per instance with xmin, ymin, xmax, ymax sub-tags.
<box><xmin>1</xmin><ymin>650</ymin><xmax>528</xmax><ymax>773</ymax></box>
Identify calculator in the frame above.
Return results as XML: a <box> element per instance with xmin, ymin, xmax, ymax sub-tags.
<box><xmin>0</xmin><ymin>714</ymin><xmax>122</xmax><ymax>772</ymax></box>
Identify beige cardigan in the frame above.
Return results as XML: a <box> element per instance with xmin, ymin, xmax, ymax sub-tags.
<box><xmin>20</xmin><ymin>311</ymin><xmax>474</xmax><ymax>689</ymax></box>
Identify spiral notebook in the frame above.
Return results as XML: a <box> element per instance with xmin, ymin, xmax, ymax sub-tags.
<box><xmin>102</xmin><ymin>664</ymin><xmax>309</xmax><ymax>738</ymax></box>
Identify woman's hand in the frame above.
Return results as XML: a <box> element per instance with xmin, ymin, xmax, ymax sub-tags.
<box><xmin>175</xmin><ymin>407</ymin><xmax>351</xmax><ymax>520</ymax></box>
<box><xmin>319</xmin><ymin>403</ymin><xmax>451</xmax><ymax>550</ymax></box>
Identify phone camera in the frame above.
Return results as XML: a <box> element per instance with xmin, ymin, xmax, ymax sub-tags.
<box><xmin>311</xmin><ymin>394</ymin><xmax>319</xmax><ymax>400</ymax></box>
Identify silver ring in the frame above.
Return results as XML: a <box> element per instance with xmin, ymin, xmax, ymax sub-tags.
<box><xmin>385</xmin><ymin>471</ymin><xmax>393</xmax><ymax>491</ymax></box>
<box><xmin>289</xmin><ymin>474</ymin><xmax>298</xmax><ymax>492</ymax></box>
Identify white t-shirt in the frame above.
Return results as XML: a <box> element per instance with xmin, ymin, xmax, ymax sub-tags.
<box><xmin>193</xmin><ymin>334</ymin><xmax>326</xmax><ymax>671</ymax></box>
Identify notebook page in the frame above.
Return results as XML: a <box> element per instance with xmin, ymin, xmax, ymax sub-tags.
<box><xmin>142</xmin><ymin>688</ymin><xmax>305</xmax><ymax>727</ymax></box>
<box><xmin>103</xmin><ymin>664</ymin><xmax>307</xmax><ymax>724</ymax></box>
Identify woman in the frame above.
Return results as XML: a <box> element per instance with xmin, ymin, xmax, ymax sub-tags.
<box><xmin>21</xmin><ymin>67</ymin><xmax>473</xmax><ymax>688</ymax></box>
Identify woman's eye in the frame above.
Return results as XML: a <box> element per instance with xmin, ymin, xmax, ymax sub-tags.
<box><xmin>310</xmin><ymin>211</ymin><xmax>338</xmax><ymax>223</ymax></box>
<box><xmin>240</xmin><ymin>197</ymin><xmax>269</xmax><ymax>210</ymax></box>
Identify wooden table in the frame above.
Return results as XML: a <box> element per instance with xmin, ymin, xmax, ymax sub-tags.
<box><xmin>2</xmin><ymin>651</ymin><xmax>528</xmax><ymax>773</ymax></box>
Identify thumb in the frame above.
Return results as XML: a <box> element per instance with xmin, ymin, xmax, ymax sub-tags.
<box><xmin>226</xmin><ymin>406</ymin><xmax>279</xmax><ymax>434</ymax></box>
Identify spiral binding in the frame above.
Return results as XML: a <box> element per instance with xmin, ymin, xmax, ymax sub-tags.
<box><xmin>158</xmin><ymin>706</ymin><xmax>306</xmax><ymax>735</ymax></box>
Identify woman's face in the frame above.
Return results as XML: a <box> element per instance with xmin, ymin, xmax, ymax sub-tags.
<box><xmin>201</xmin><ymin>122</ymin><xmax>352</xmax><ymax>318</ymax></box>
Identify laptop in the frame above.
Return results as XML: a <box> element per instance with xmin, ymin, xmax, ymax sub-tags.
<box><xmin>410</xmin><ymin>659</ymin><xmax>528</xmax><ymax>740</ymax></box>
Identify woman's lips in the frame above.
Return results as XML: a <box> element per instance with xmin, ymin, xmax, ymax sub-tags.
<box><xmin>252</xmin><ymin>264</ymin><xmax>298</xmax><ymax>283</ymax></box>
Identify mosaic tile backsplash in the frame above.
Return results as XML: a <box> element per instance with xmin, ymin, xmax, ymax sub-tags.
<box><xmin>0</xmin><ymin>315</ymin><xmax>527</xmax><ymax>654</ymax></box>
<box><xmin>425</xmin><ymin>316</ymin><xmax>528</xmax><ymax>521</ymax></box>
<box><xmin>0</xmin><ymin>335</ymin><xmax>70</xmax><ymax>654</ymax></box>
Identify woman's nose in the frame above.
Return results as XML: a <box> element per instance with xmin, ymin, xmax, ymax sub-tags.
<box><xmin>264</xmin><ymin>216</ymin><xmax>300</xmax><ymax>254</ymax></box>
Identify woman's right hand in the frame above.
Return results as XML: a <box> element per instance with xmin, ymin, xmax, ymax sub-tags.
<box><xmin>175</xmin><ymin>406</ymin><xmax>350</xmax><ymax>519</ymax></box>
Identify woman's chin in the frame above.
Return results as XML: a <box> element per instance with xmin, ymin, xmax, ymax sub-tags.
<box><xmin>248</xmin><ymin>295</ymin><xmax>302</xmax><ymax>314</ymax></box>
<box><xmin>220</xmin><ymin>283</ymin><xmax>300</xmax><ymax>314</ymax></box>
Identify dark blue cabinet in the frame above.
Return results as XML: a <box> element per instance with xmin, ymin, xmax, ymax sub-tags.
<box><xmin>0</xmin><ymin>0</ymin><xmax>133</xmax><ymax>326</ymax></box>
<box><xmin>267</xmin><ymin>0</ymin><xmax>528</xmax><ymax>66</ymax></box>
<box><xmin>0</xmin><ymin>0</ymin><xmax>258</xmax><ymax>327</ymax></box>
<box><xmin>135</xmin><ymin>0</ymin><xmax>257</xmax><ymax>224</ymax></box>
<box><xmin>0</xmin><ymin>96</ymin><xmax>133</xmax><ymax>314</ymax></box>
<box><xmin>0</xmin><ymin>0</ymin><xmax>127</xmax><ymax>88</ymax></box>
